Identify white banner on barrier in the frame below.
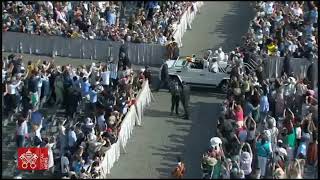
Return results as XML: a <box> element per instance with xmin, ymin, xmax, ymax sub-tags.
<box><xmin>173</xmin><ymin>2</ymin><xmax>204</xmax><ymax>48</ymax></box>
<box><xmin>99</xmin><ymin>80</ymin><xmax>153</xmax><ymax>178</ymax></box>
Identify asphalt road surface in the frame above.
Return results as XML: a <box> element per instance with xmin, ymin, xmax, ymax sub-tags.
<box><xmin>2</xmin><ymin>1</ymin><xmax>317</xmax><ymax>179</ymax></box>
<box><xmin>109</xmin><ymin>1</ymin><xmax>253</xmax><ymax>178</ymax></box>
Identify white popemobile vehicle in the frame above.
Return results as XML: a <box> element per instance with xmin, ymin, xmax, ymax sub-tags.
<box><xmin>165</xmin><ymin>56</ymin><xmax>232</xmax><ymax>93</ymax></box>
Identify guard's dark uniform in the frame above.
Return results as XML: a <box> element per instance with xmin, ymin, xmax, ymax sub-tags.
<box><xmin>156</xmin><ymin>62</ymin><xmax>169</xmax><ymax>91</ymax></box>
<box><xmin>170</xmin><ymin>81</ymin><xmax>181</xmax><ymax>115</ymax></box>
<box><xmin>181</xmin><ymin>83</ymin><xmax>190</xmax><ymax>119</ymax></box>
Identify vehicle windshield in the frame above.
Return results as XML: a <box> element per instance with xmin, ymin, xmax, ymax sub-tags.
<box><xmin>174</xmin><ymin>59</ymin><xmax>188</xmax><ymax>67</ymax></box>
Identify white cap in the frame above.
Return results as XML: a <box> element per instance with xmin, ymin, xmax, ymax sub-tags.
<box><xmin>266</xmin><ymin>21</ymin><xmax>271</xmax><ymax>27</ymax></box>
<box><xmin>86</xmin><ymin>117</ymin><xmax>93</xmax><ymax>125</ymax></box>
<box><xmin>278</xmin><ymin>147</ymin><xmax>287</xmax><ymax>157</ymax></box>
<box><xmin>288</xmin><ymin>77</ymin><xmax>296</xmax><ymax>84</ymax></box>
<box><xmin>210</xmin><ymin>137</ymin><xmax>222</xmax><ymax>147</ymax></box>
<box><xmin>140</xmin><ymin>68</ymin><xmax>145</xmax><ymax>73</ymax></box>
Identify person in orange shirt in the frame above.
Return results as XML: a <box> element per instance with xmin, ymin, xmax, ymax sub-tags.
<box><xmin>172</xmin><ymin>156</ymin><xmax>186</xmax><ymax>179</ymax></box>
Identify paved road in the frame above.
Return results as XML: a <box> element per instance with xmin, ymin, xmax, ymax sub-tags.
<box><xmin>108</xmin><ymin>89</ymin><xmax>225</xmax><ymax>179</ymax></box>
<box><xmin>2</xmin><ymin>1</ymin><xmax>317</xmax><ymax>179</ymax></box>
<box><xmin>109</xmin><ymin>1</ymin><xmax>253</xmax><ymax>178</ymax></box>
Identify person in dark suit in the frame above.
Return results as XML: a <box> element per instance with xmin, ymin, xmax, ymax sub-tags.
<box><xmin>65</xmin><ymin>86</ymin><xmax>81</xmax><ymax>120</ymax></box>
<box><xmin>180</xmin><ymin>81</ymin><xmax>190</xmax><ymax>119</ymax></box>
<box><xmin>172</xmin><ymin>42</ymin><xmax>180</xmax><ymax>60</ymax></box>
<box><xmin>155</xmin><ymin>60</ymin><xmax>169</xmax><ymax>91</ymax></box>
<box><xmin>170</xmin><ymin>80</ymin><xmax>181</xmax><ymax>116</ymax></box>
<box><xmin>143</xmin><ymin>65</ymin><xmax>152</xmax><ymax>85</ymax></box>
<box><xmin>119</xmin><ymin>39</ymin><xmax>129</xmax><ymax>58</ymax></box>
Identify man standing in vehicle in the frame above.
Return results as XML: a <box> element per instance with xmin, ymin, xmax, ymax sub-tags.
<box><xmin>181</xmin><ymin>81</ymin><xmax>190</xmax><ymax>119</ymax></box>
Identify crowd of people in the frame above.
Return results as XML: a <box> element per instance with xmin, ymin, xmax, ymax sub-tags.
<box><xmin>2</xmin><ymin>1</ymin><xmax>195</xmax><ymax>45</ymax></box>
<box><xmin>2</xmin><ymin>51</ymin><xmax>152</xmax><ymax>178</ymax></box>
<box><xmin>242</xmin><ymin>1</ymin><xmax>318</xmax><ymax>59</ymax></box>
<box><xmin>200</xmin><ymin>1</ymin><xmax>318</xmax><ymax>179</ymax></box>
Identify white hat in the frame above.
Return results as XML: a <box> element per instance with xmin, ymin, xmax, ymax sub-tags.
<box><xmin>278</xmin><ymin>147</ymin><xmax>287</xmax><ymax>157</ymax></box>
<box><xmin>218</xmin><ymin>47</ymin><xmax>222</xmax><ymax>51</ymax></box>
<box><xmin>266</xmin><ymin>21</ymin><xmax>271</xmax><ymax>27</ymax></box>
<box><xmin>140</xmin><ymin>68</ymin><xmax>145</xmax><ymax>73</ymax></box>
<box><xmin>86</xmin><ymin>118</ymin><xmax>94</xmax><ymax>126</ymax></box>
<box><xmin>210</xmin><ymin>137</ymin><xmax>222</xmax><ymax>147</ymax></box>
<box><xmin>288</xmin><ymin>77</ymin><xmax>296</xmax><ymax>84</ymax></box>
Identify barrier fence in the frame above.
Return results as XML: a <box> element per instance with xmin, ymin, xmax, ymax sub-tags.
<box><xmin>2</xmin><ymin>2</ymin><xmax>203</xmax><ymax>65</ymax></box>
<box><xmin>2</xmin><ymin>31</ymin><xmax>167</xmax><ymax>66</ymax></box>
<box><xmin>99</xmin><ymin>80</ymin><xmax>153</xmax><ymax>177</ymax></box>
<box><xmin>173</xmin><ymin>2</ymin><xmax>204</xmax><ymax>48</ymax></box>
<box><xmin>262</xmin><ymin>56</ymin><xmax>318</xmax><ymax>88</ymax></box>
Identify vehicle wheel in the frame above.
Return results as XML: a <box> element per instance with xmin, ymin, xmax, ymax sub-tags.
<box><xmin>170</xmin><ymin>76</ymin><xmax>180</xmax><ymax>84</ymax></box>
<box><xmin>219</xmin><ymin>80</ymin><xmax>229</xmax><ymax>94</ymax></box>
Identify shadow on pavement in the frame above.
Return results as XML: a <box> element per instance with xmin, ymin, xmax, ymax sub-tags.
<box><xmin>144</xmin><ymin>109</ymin><xmax>172</xmax><ymax>118</ymax></box>
<box><xmin>151</xmin><ymin>102</ymin><xmax>220</xmax><ymax>178</ymax></box>
<box><xmin>210</xmin><ymin>1</ymin><xmax>254</xmax><ymax>52</ymax></box>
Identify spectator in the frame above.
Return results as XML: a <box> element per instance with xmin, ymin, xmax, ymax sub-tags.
<box><xmin>239</xmin><ymin>143</ymin><xmax>253</xmax><ymax>178</ymax></box>
<box><xmin>2</xmin><ymin>53</ymin><xmax>147</xmax><ymax>178</ymax></box>
<box><xmin>61</xmin><ymin>152</ymin><xmax>70</xmax><ymax>177</ymax></box>
<box><xmin>155</xmin><ymin>59</ymin><xmax>169</xmax><ymax>92</ymax></box>
<box><xmin>16</xmin><ymin>114</ymin><xmax>29</xmax><ymax>148</ymax></box>
<box><xmin>256</xmin><ymin>133</ymin><xmax>272</xmax><ymax>178</ymax></box>
<box><xmin>68</xmin><ymin>127</ymin><xmax>77</xmax><ymax>149</ymax></box>
<box><xmin>2</xmin><ymin>1</ymin><xmax>195</xmax><ymax>45</ymax></box>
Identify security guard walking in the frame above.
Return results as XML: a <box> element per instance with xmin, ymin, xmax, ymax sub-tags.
<box><xmin>170</xmin><ymin>80</ymin><xmax>181</xmax><ymax>116</ymax></box>
<box><xmin>180</xmin><ymin>81</ymin><xmax>190</xmax><ymax>119</ymax></box>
